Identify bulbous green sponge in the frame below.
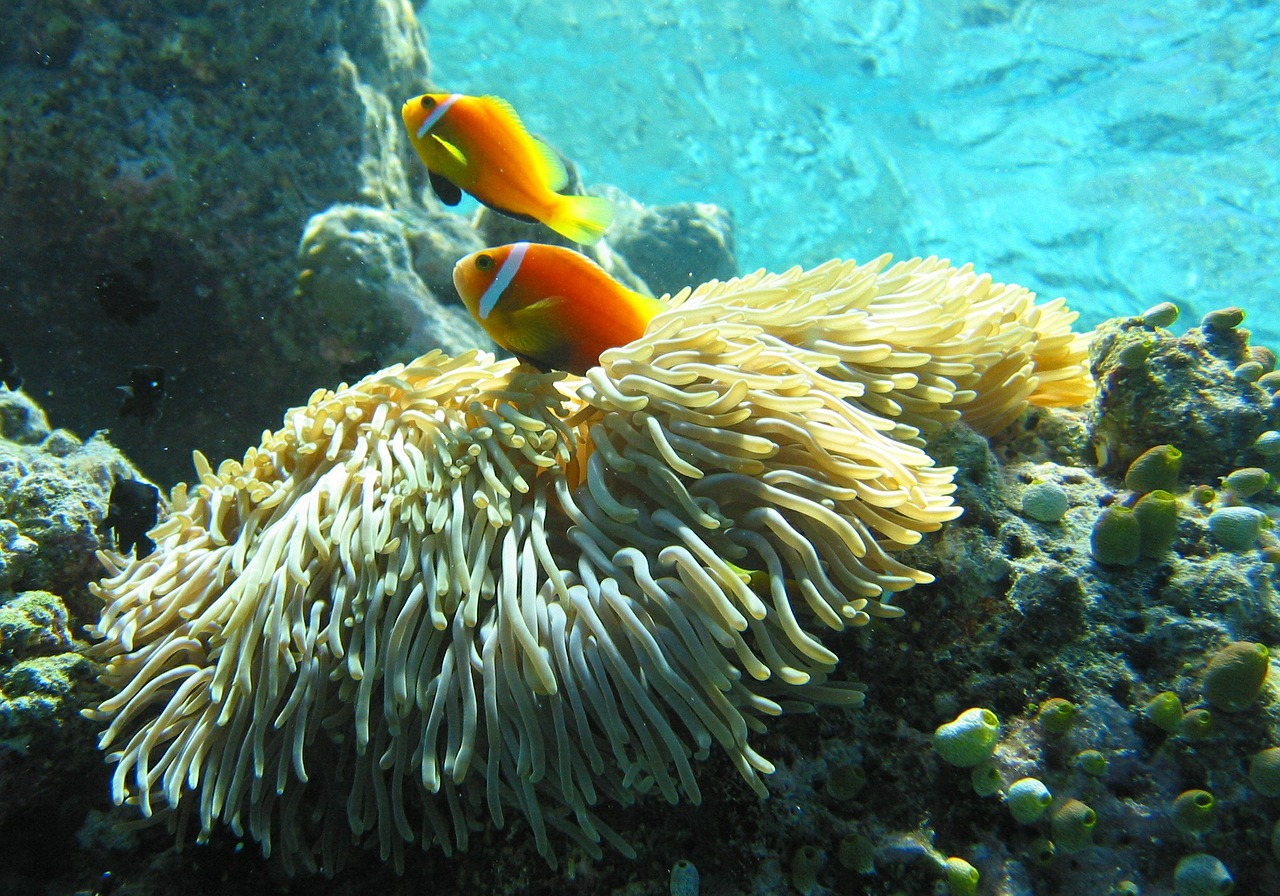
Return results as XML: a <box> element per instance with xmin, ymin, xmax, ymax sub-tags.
<box><xmin>1028</xmin><ymin>838</ymin><xmax>1056</xmax><ymax>866</ymax></box>
<box><xmin>826</xmin><ymin>763</ymin><xmax>866</xmax><ymax>800</ymax></box>
<box><xmin>1050</xmin><ymin>798</ymin><xmax>1097</xmax><ymax>853</ymax></box>
<box><xmin>970</xmin><ymin>762</ymin><xmax>1001</xmax><ymax>797</ymax></box>
<box><xmin>1179</xmin><ymin>708</ymin><xmax>1216</xmax><ymax>740</ymax></box>
<box><xmin>1006</xmin><ymin>777</ymin><xmax>1052</xmax><ymax>824</ymax></box>
<box><xmin>1207</xmin><ymin>506</ymin><xmax>1266</xmax><ymax>551</ymax></box>
<box><xmin>1091</xmin><ymin>506</ymin><xmax>1141</xmax><ymax>566</ymax></box>
<box><xmin>1202</xmin><ymin>306</ymin><xmax>1245</xmax><ymax>330</ymax></box>
<box><xmin>1173</xmin><ymin>853</ymin><xmax>1234</xmax><ymax>896</ymax></box>
<box><xmin>933</xmin><ymin>708</ymin><xmax>1000</xmax><ymax>767</ymax></box>
<box><xmin>669</xmin><ymin>859</ymin><xmax>699</xmax><ymax>896</ymax></box>
<box><xmin>1249</xmin><ymin>746</ymin><xmax>1280</xmax><ymax>797</ymax></box>
<box><xmin>1255</xmin><ymin>431</ymin><xmax>1280</xmax><ymax>456</ymax></box>
<box><xmin>1171</xmin><ymin>789</ymin><xmax>1216</xmax><ymax>835</ymax></box>
<box><xmin>1203</xmin><ymin>641</ymin><xmax>1270</xmax><ymax>712</ymax></box>
<box><xmin>1022</xmin><ymin>481</ymin><xmax>1069</xmax><ymax>523</ymax></box>
<box><xmin>1141</xmin><ymin>302</ymin><xmax>1179</xmax><ymax>328</ymax></box>
<box><xmin>1144</xmin><ymin>690</ymin><xmax>1184</xmax><ymax>733</ymax></box>
<box><xmin>1125</xmin><ymin>444</ymin><xmax>1182</xmax><ymax>494</ymax></box>
<box><xmin>943</xmin><ymin>857</ymin><xmax>980</xmax><ymax>896</ymax></box>
<box><xmin>837</xmin><ymin>833</ymin><xmax>875</xmax><ymax>873</ymax></box>
<box><xmin>1036</xmin><ymin>697</ymin><xmax>1078</xmax><ymax>735</ymax></box>
<box><xmin>1074</xmin><ymin>749</ymin><xmax>1109</xmax><ymax>777</ymax></box>
<box><xmin>1223</xmin><ymin>467</ymin><xmax>1271</xmax><ymax>498</ymax></box>
<box><xmin>790</xmin><ymin>844</ymin><xmax>823</xmax><ymax>895</ymax></box>
<box><xmin>1133</xmin><ymin>489</ymin><xmax>1178</xmax><ymax>558</ymax></box>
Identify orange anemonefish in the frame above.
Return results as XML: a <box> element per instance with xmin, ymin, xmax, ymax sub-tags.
<box><xmin>401</xmin><ymin>92</ymin><xmax>615</xmax><ymax>245</ymax></box>
<box><xmin>453</xmin><ymin>242</ymin><xmax>665</xmax><ymax>375</ymax></box>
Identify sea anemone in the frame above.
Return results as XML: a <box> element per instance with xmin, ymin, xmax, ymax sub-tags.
<box><xmin>87</xmin><ymin>255</ymin><xmax>1093</xmax><ymax>872</ymax></box>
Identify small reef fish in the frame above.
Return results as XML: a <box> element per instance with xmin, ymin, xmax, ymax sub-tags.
<box><xmin>100</xmin><ymin>478</ymin><xmax>159</xmax><ymax>558</ymax></box>
<box><xmin>453</xmin><ymin>241</ymin><xmax>664</xmax><ymax>375</ymax></box>
<box><xmin>118</xmin><ymin>365</ymin><xmax>166</xmax><ymax>422</ymax></box>
<box><xmin>401</xmin><ymin>92</ymin><xmax>615</xmax><ymax>245</ymax></box>
<box><xmin>0</xmin><ymin>340</ymin><xmax>21</xmax><ymax>391</ymax></box>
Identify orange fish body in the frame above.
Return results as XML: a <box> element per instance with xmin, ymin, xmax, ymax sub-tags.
<box><xmin>453</xmin><ymin>242</ymin><xmax>664</xmax><ymax>375</ymax></box>
<box><xmin>401</xmin><ymin>93</ymin><xmax>614</xmax><ymax>245</ymax></box>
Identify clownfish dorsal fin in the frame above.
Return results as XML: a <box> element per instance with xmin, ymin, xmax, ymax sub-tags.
<box><xmin>482</xmin><ymin>95</ymin><xmax>569</xmax><ymax>192</ymax></box>
<box><xmin>528</xmin><ymin>137</ymin><xmax>569</xmax><ymax>192</ymax></box>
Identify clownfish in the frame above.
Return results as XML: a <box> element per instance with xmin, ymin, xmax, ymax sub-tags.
<box><xmin>401</xmin><ymin>92</ymin><xmax>615</xmax><ymax>245</ymax></box>
<box><xmin>453</xmin><ymin>242</ymin><xmax>664</xmax><ymax>375</ymax></box>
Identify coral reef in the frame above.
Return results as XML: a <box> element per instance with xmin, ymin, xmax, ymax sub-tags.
<box><xmin>0</xmin><ymin>392</ymin><xmax>136</xmax><ymax>893</ymax></box>
<box><xmin>4</xmin><ymin>0</ymin><xmax>722</xmax><ymax>489</ymax></box>
<box><xmin>2</xmin><ymin>4</ymin><xmax>1278</xmax><ymax>893</ymax></box>
<box><xmin>0</xmin><ymin>589</ymin><xmax>104</xmax><ymax>883</ymax></box>
<box><xmin>0</xmin><ymin>390</ymin><xmax>144</xmax><ymax>612</ymax></box>
<box><xmin>0</xmin><ymin>288</ymin><xmax>1277</xmax><ymax>895</ymax></box>
<box><xmin>1091</xmin><ymin>310</ymin><xmax>1278</xmax><ymax>480</ymax></box>
<box><xmin>0</xmin><ymin>0</ymin><xmax>741</xmax><ymax>487</ymax></box>
<box><xmin>0</xmin><ymin>590</ymin><xmax>98</xmax><ymax>755</ymax></box>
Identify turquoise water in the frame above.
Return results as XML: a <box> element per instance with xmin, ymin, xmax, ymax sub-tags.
<box><xmin>424</xmin><ymin>0</ymin><xmax>1280</xmax><ymax>339</ymax></box>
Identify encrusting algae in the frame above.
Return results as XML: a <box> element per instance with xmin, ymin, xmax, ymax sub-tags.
<box><xmin>86</xmin><ymin>254</ymin><xmax>1094</xmax><ymax>872</ymax></box>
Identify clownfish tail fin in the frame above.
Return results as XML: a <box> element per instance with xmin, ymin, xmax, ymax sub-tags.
<box><xmin>546</xmin><ymin>195</ymin><xmax>615</xmax><ymax>245</ymax></box>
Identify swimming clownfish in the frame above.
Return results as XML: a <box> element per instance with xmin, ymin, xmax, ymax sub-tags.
<box><xmin>401</xmin><ymin>93</ymin><xmax>615</xmax><ymax>245</ymax></box>
<box><xmin>453</xmin><ymin>242</ymin><xmax>665</xmax><ymax>375</ymax></box>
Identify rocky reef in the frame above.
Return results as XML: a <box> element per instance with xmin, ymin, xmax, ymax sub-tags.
<box><xmin>0</xmin><ymin>390</ymin><xmax>129</xmax><ymax>894</ymax></box>
<box><xmin>4</xmin><ymin>297</ymin><xmax>1280</xmax><ymax>895</ymax></box>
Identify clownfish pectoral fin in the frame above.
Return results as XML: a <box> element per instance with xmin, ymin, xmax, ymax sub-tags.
<box><xmin>429</xmin><ymin>170</ymin><xmax>463</xmax><ymax>206</ymax></box>
<box><xmin>508</xmin><ymin>296</ymin><xmax>569</xmax><ymax>335</ymax></box>
<box><xmin>504</xmin><ymin>295</ymin><xmax>572</xmax><ymax>365</ymax></box>
<box><xmin>428</xmin><ymin>134</ymin><xmax>469</xmax><ymax>168</ymax></box>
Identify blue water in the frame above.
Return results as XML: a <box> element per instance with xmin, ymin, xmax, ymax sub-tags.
<box><xmin>423</xmin><ymin>0</ymin><xmax>1280</xmax><ymax>341</ymax></box>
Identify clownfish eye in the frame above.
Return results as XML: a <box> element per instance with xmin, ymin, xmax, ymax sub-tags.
<box><xmin>420</xmin><ymin>95</ymin><xmax>436</xmax><ymax>111</ymax></box>
<box><xmin>475</xmin><ymin>254</ymin><xmax>495</xmax><ymax>272</ymax></box>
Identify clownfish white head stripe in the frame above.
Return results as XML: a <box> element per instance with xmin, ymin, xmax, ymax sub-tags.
<box><xmin>478</xmin><ymin>241</ymin><xmax>531</xmax><ymax>319</ymax></box>
<box><xmin>416</xmin><ymin>92</ymin><xmax>463</xmax><ymax>139</ymax></box>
